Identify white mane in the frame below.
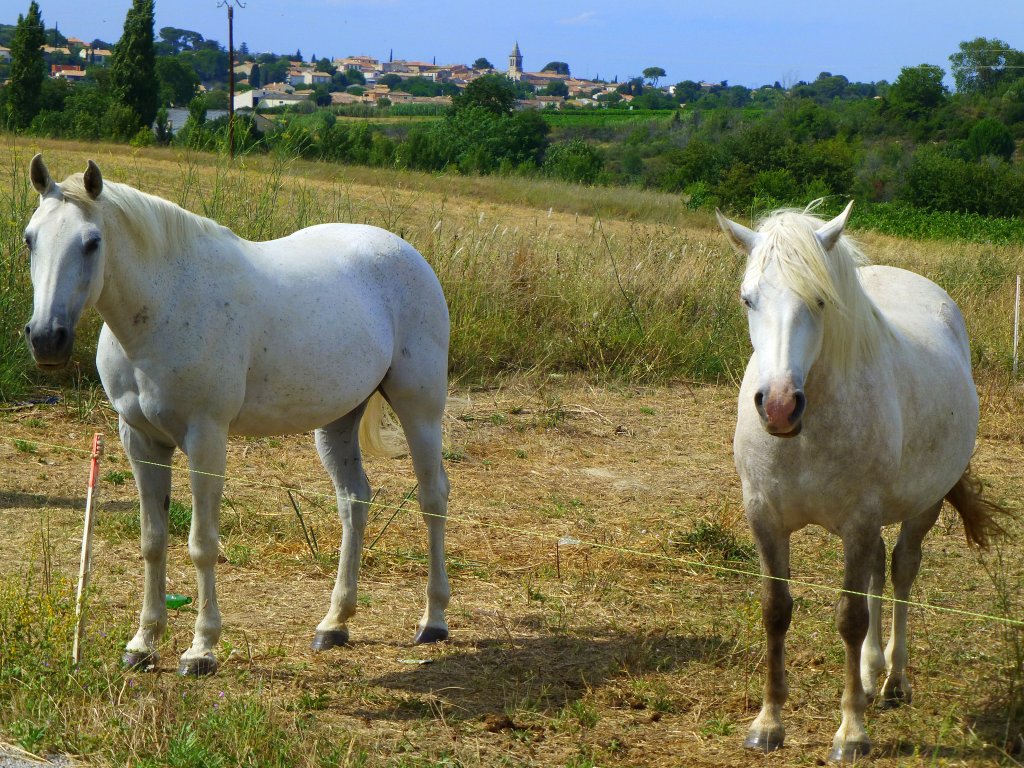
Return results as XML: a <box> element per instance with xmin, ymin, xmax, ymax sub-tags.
<box><xmin>750</xmin><ymin>206</ymin><xmax>888</xmax><ymax>374</ymax></box>
<box><xmin>60</xmin><ymin>173</ymin><xmax>235</xmax><ymax>257</ymax></box>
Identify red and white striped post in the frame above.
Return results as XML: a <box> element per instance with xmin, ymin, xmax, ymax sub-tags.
<box><xmin>73</xmin><ymin>432</ymin><xmax>104</xmax><ymax>666</ymax></box>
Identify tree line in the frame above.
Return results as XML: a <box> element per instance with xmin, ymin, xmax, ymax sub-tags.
<box><xmin>3</xmin><ymin>1</ymin><xmax>1024</xmax><ymax>219</ymax></box>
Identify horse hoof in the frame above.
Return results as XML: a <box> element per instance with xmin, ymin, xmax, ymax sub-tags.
<box><xmin>311</xmin><ymin>629</ymin><xmax>349</xmax><ymax>651</ymax></box>
<box><xmin>122</xmin><ymin>650</ymin><xmax>158</xmax><ymax>671</ymax></box>
<box><xmin>881</xmin><ymin>688</ymin><xmax>911</xmax><ymax>709</ymax></box>
<box><xmin>744</xmin><ymin>729</ymin><xmax>785</xmax><ymax>752</ymax></box>
<box><xmin>828</xmin><ymin>740</ymin><xmax>871</xmax><ymax>763</ymax></box>
<box><xmin>178</xmin><ymin>655</ymin><xmax>218</xmax><ymax>677</ymax></box>
<box><xmin>414</xmin><ymin>625</ymin><xmax>448</xmax><ymax>644</ymax></box>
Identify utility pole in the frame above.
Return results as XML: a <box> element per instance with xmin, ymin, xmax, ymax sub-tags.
<box><xmin>218</xmin><ymin>0</ymin><xmax>245</xmax><ymax>159</ymax></box>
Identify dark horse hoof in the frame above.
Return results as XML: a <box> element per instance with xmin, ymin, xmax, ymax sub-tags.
<box><xmin>413</xmin><ymin>625</ymin><xmax>448</xmax><ymax>644</ymax></box>
<box><xmin>828</xmin><ymin>740</ymin><xmax>871</xmax><ymax>763</ymax></box>
<box><xmin>744</xmin><ymin>729</ymin><xmax>785</xmax><ymax>753</ymax></box>
<box><xmin>122</xmin><ymin>650</ymin><xmax>158</xmax><ymax>671</ymax></box>
<box><xmin>178</xmin><ymin>655</ymin><xmax>218</xmax><ymax>677</ymax></box>
<box><xmin>311</xmin><ymin>629</ymin><xmax>349</xmax><ymax>651</ymax></box>
<box><xmin>880</xmin><ymin>687</ymin><xmax>911</xmax><ymax>709</ymax></box>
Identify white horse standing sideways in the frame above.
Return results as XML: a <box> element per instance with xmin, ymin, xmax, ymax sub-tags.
<box><xmin>717</xmin><ymin>202</ymin><xmax>1005</xmax><ymax>761</ymax></box>
<box><xmin>24</xmin><ymin>155</ymin><xmax>452</xmax><ymax>676</ymax></box>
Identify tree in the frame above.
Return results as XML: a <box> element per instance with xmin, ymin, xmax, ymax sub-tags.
<box><xmin>888</xmin><ymin>64</ymin><xmax>947</xmax><ymax>118</ymax></box>
<box><xmin>541</xmin><ymin>79</ymin><xmax>568</xmax><ymax>97</ymax></box>
<box><xmin>110</xmin><ymin>0</ymin><xmax>158</xmax><ymax>128</ymax></box>
<box><xmin>156</xmin><ymin>55</ymin><xmax>199</xmax><ymax>106</ymax></box>
<box><xmin>966</xmin><ymin>118</ymin><xmax>1015</xmax><ymax>161</ymax></box>
<box><xmin>542</xmin><ymin>61</ymin><xmax>570</xmax><ymax>76</ymax></box>
<box><xmin>8</xmin><ymin>1</ymin><xmax>46</xmax><ymax>129</ymax></box>
<box><xmin>158</xmin><ymin>26</ymin><xmax>205</xmax><ymax>54</ymax></box>
<box><xmin>453</xmin><ymin>73</ymin><xmax>517</xmax><ymax>116</ymax></box>
<box><xmin>950</xmin><ymin>37</ymin><xmax>1024</xmax><ymax>95</ymax></box>
<box><xmin>249</xmin><ymin>62</ymin><xmax>261</xmax><ymax>88</ymax></box>
<box><xmin>643</xmin><ymin>66</ymin><xmax>666</xmax><ymax>87</ymax></box>
<box><xmin>472</xmin><ymin>57</ymin><xmax>493</xmax><ymax>70</ymax></box>
<box><xmin>673</xmin><ymin>80</ymin><xmax>703</xmax><ymax>104</ymax></box>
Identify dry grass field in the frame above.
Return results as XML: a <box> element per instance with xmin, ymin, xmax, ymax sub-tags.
<box><xmin>1</xmin><ymin>139</ymin><xmax>1024</xmax><ymax>767</ymax></box>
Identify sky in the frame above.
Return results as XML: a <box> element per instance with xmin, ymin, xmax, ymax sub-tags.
<box><xmin>8</xmin><ymin>0</ymin><xmax>1020</xmax><ymax>88</ymax></box>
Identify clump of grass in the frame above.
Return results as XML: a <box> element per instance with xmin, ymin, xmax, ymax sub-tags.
<box><xmin>675</xmin><ymin>519</ymin><xmax>756</xmax><ymax>572</ymax></box>
<box><xmin>103</xmin><ymin>470</ymin><xmax>131</xmax><ymax>486</ymax></box>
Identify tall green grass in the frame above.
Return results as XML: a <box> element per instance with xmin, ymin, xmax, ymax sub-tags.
<box><xmin>3</xmin><ymin>141</ymin><xmax>1024</xmax><ymax>402</ymax></box>
<box><xmin>0</xmin><ymin>143</ymin><xmax>37</xmax><ymax>400</ymax></box>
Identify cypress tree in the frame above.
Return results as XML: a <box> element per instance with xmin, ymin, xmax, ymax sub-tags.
<box><xmin>110</xmin><ymin>0</ymin><xmax>158</xmax><ymax>128</ymax></box>
<box><xmin>8</xmin><ymin>2</ymin><xmax>46</xmax><ymax>129</ymax></box>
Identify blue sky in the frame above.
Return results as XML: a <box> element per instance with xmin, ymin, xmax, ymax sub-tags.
<box><xmin>10</xmin><ymin>0</ymin><xmax>1020</xmax><ymax>87</ymax></box>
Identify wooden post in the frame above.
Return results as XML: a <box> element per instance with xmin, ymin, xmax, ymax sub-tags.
<box><xmin>73</xmin><ymin>433</ymin><xmax>104</xmax><ymax>665</ymax></box>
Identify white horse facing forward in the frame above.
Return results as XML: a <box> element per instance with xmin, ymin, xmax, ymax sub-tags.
<box><xmin>717</xmin><ymin>202</ymin><xmax>1006</xmax><ymax>762</ymax></box>
<box><xmin>24</xmin><ymin>155</ymin><xmax>452</xmax><ymax>676</ymax></box>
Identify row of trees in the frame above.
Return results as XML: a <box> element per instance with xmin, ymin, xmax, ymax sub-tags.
<box><xmin>3</xmin><ymin>0</ymin><xmax>158</xmax><ymax>140</ymax></box>
<box><xmin>3</xmin><ymin>4</ymin><xmax>1024</xmax><ymax>219</ymax></box>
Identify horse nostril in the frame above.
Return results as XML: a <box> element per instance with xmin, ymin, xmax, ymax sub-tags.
<box><xmin>24</xmin><ymin>324</ymin><xmax>31</xmax><ymax>339</ymax></box>
<box><xmin>754</xmin><ymin>390</ymin><xmax>766</xmax><ymax>418</ymax></box>
<box><xmin>54</xmin><ymin>327</ymin><xmax>68</xmax><ymax>348</ymax></box>
<box><xmin>792</xmin><ymin>390</ymin><xmax>807</xmax><ymax>423</ymax></box>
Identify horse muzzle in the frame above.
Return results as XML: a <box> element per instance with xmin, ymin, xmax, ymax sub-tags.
<box><xmin>754</xmin><ymin>386</ymin><xmax>806</xmax><ymax>438</ymax></box>
<box><xmin>25</xmin><ymin>319</ymin><xmax>75</xmax><ymax>369</ymax></box>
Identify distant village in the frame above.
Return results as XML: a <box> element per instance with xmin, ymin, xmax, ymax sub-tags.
<box><xmin>0</xmin><ymin>35</ymin><xmax>700</xmax><ymax>113</ymax></box>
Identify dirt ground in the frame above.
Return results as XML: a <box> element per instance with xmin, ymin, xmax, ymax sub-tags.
<box><xmin>2</xmin><ymin>378</ymin><xmax>1023</xmax><ymax>767</ymax></box>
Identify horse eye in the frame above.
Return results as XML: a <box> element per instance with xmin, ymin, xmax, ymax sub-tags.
<box><xmin>741</xmin><ymin>295</ymin><xmax>752</xmax><ymax>309</ymax></box>
<box><xmin>83</xmin><ymin>238</ymin><xmax>101</xmax><ymax>256</ymax></box>
<box><xmin>816</xmin><ymin>298</ymin><xmax>826</xmax><ymax>309</ymax></box>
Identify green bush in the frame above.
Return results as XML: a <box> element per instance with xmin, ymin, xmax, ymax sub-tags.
<box><xmin>543</xmin><ymin>138</ymin><xmax>604</xmax><ymax>184</ymax></box>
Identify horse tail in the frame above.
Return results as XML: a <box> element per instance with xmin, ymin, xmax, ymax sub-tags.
<box><xmin>358</xmin><ymin>391</ymin><xmax>406</xmax><ymax>458</ymax></box>
<box><xmin>944</xmin><ymin>463</ymin><xmax>1010</xmax><ymax>549</ymax></box>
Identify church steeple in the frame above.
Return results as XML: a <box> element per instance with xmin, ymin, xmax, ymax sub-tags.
<box><xmin>508</xmin><ymin>41</ymin><xmax>523</xmax><ymax>81</ymax></box>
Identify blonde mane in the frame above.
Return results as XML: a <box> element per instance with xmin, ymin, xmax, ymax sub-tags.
<box><xmin>60</xmin><ymin>173</ymin><xmax>235</xmax><ymax>257</ymax></box>
<box><xmin>751</xmin><ymin>206</ymin><xmax>888</xmax><ymax>374</ymax></box>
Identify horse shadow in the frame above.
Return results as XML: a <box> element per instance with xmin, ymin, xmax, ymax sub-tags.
<box><xmin>360</xmin><ymin>625</ymin><xmax>728</xmax><ymax>722</ymax></box>
<box><xmin>0</xmin><ymin>490</ymin><xmax>135</xmax><ymax>513</ymax></box>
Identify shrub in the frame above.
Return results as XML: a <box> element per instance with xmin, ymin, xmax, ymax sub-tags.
<box><xmin>967</xmin><ymin>117</ymin><xmax>1016</xmax><ymax>161</ymax></box>
<box><xmin>543</xmin><ymin>139</ymin><xmax>604</xmax><ymax>184</ymax></box>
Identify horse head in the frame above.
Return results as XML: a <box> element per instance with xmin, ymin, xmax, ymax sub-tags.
<box><xmin>717</xmin><ymin>201</ymin><xmax>855</xmax><ymax>437</ymax></box>
<box><xmin>23</xmin><ymin>154</ymin><xmax>106</xmax><ymax>370</ymax></box>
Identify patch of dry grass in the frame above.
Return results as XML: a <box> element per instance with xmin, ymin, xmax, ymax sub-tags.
<box><xmin>1</xmin><ymin>375</ymin><xmax>1023</xmax><ymax>766</ymax></box>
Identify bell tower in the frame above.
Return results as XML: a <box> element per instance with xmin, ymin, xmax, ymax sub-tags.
<box><xmin>508</xmin><ymin>41</ymin><xmax>523</xmax><ymax>81</ymax></box>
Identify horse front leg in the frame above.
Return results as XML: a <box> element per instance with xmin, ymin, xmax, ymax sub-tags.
<box><xmin>745</xmin><ymin>514</ymin><xmax>792</xmax><ymax>753</ymax></box>
<box><xmin>120</xmin><ymin>418</ymin><xmax>175</xmax><ymax>669</ymax></box>
<box><xmin>830</xmin><ymin>530</ymin><xmax>878</xmax><ymax>762</ymax></box>
<box><xmin>179</xmin><ymin>423</ymin><xmax>228</xmax><ymax>676</ymax></box>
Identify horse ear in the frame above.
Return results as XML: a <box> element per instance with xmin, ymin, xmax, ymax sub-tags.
<box><xmin>84</xmin><ymin>160</ymin><xmax>103</xmax><ymax>199</ymax></box>
<box><xmin>716</xmin><ymin>208</ymin><xmax>760</xmax><ymax>255</ymax></box>
<box><xmin>30</xmin><ymin>153</ymin><xmax>54</xmax><ymax>196</ymax></box>
<box><xmin>815</xmin><ymin>200</ymin><xmax>854</xmax><ymax>252</ymax></box>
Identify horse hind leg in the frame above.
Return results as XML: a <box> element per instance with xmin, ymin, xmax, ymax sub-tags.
<box><xmin>380</xmin><ymin>382</ymin><xmax>450</xmax><ymax>644</ymax></box>
<box><xmin>860</xmin><ymin>535</ymin><xmax>887</xmax><ymax>700</ymax></box>
<box><xmin>881</xmin><ymin>501</ymin><xmax>941</xmax><ymax>708</ymax></box>
<box><xmin>312</xmin><ymin>403</ymin><xmax>372</xmax><ymax>651</ymax></box>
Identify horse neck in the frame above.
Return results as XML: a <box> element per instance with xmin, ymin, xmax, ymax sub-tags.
<box><xmin>93</xmin><ymin>199</ymin><xmax>234</xmax><ymax>352</ymax></box>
